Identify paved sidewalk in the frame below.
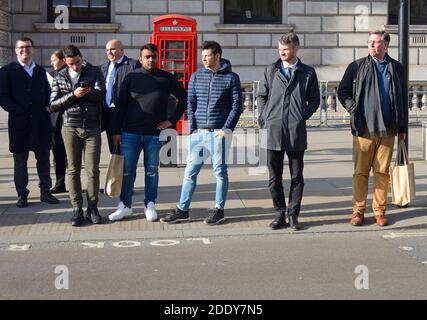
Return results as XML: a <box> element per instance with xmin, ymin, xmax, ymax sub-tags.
<box><xmin>0</xmin><ymin>110</ymin><xmax>426</xmax><ymax>244</ymax></box>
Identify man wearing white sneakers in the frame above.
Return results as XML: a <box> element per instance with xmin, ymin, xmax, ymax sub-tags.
<box><xmin>108</xmin><ymin>43</ymin><xmax>187</xmax><ymax>222</ymax></box>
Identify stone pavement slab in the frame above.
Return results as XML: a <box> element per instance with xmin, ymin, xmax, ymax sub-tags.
<box><xmin>0</xmin><ymin>107</ymin><xmax>426</xmax><ymax>244</ymax></box>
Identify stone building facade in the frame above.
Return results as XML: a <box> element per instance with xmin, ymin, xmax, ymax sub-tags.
<box><xmin>1</xmin><ymin>0</ymin><xmax>427</xmax><ymax>82</ymax></box>
<box><xmin>0</xmin><ymin>0</ymin><xmax>11</xmax><ymax>66</ymax></box>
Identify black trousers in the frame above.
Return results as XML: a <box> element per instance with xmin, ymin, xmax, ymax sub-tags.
<box><xmin>13</xmin><ymin>149</ymin><xmax>52</xmax><ymax>196</ymax></box>
<box><xmin>52</xmin><ymin>126</ymin><xmax>67</xmax><ymax>187</ymax></box>
<box><xmin>267</xmin><ymin>149</ymin><xmax>305</xmax><ymax>217</ymax></box>
<box><xmin>104</xmin><ymin>107</ymin><xmax>117</xmax><ymax>154</ymax></box>
<box><xmin>106</xmin><ymin>129</ymin><xmax>115</xmax><ymax>155</ymax></box>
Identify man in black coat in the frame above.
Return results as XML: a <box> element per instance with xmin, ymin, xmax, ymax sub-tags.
<box><xmin>0</xmin><ymin>37</ymin><xmax>59</xmax><ymax>208</ymax></box>
<box><xmin>257</xmin><ymin>33</ymin><xmax>320</xmax><ymax>231</ymax></box>
<box><xmin>101</xmin><ymin>39</ymin><xmax>140</xmax><ymax>154</ymax></box>
<box><xmin>337</xmin><ymin>30</ymin><xmax>407</xmax><ymax>227</ymax></box>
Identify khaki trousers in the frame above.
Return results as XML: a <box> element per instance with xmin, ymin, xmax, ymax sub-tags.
<box><xmin>62</xmin><ymin>126</ymin><xmax>101</xmax><ymax>209</ymax></box>
<box><xmin>352</xmin><ymin>134</ymin><xmax>395</xmax><ymax>216</ymax></box>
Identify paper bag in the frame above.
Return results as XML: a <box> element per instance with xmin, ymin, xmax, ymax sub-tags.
<box><xmin>389</xmin><ymin>141</ymin><xmax>415</xmax><ymax>206</ymax></box>
<box><xmin>104</xmin><ymin>152</ymin><xmax>124</xmax><ymax>198</ymax></box>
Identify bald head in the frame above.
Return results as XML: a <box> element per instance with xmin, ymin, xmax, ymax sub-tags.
<box><xmin>106</xmin><ymin>39</ymin><xmax>124</xmax><ymax>62</ymax></box>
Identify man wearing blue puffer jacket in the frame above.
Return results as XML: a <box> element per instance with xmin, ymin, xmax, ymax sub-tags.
<box><xmin>161</xmin><ymin>41</ymin><xmax>243</xmax><ymax>225</ymax></box>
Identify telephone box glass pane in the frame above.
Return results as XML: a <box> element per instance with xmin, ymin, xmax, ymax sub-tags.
<box><xmin>166</xmin><ymin>61</ymin><xmax>185</xmax><ymax>70</ymax></box>
<box><xmin>166</xmin><ymin>41</ymin><xmax>185</xmax><ymax>49</ymax></box>
<box><xmin>166</xmin><ymin>51</ymin><xmax>185</xmax><ymax>60</ymax></box>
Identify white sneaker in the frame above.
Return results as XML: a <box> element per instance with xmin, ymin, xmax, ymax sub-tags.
<box><xmin>108</xmin><ymin>201</ymin><xmax>133</xmax><ymax>221</ymax></box>
<box><xmin>144</xmin><ymin>201</ymin><xmax>158</xmax><ymax>222</ymax></box>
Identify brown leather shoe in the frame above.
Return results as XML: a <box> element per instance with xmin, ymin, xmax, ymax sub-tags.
<box><xmin>350</xmin><ymin>213</ymin><xmax>364</xmax><ymax>226</ymax></box>
<box><xmin>375</xmin><ymin>215</ymin><xmax>388</xmax><ymax>227</ymax></box>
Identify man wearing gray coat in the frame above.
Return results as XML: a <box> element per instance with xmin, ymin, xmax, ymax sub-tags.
<box><xmin>257</xmin><ymin>33</ymin><xmax>320</xmax><ymax>230</ymax></box>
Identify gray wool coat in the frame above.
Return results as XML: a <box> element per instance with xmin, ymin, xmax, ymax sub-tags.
<box><xmin>257</xmin><ymin>58</ymin><xmax>320</xmax><ymax>151</ymax></box>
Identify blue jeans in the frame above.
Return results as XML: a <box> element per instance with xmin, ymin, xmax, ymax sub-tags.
<box><xmin>120</xmin><ymin>132</ymin><xmax>163</xmax><ymax>207</ymax></box>
<box><xmin>178</xmin><ymin>129</ymin><xmax>231</xmax><ymax>211</ymax></box>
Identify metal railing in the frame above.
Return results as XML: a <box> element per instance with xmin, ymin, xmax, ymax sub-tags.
<box><xmin>238</xmin><ymin>81</ymin><xmax>260</xmax><ymax>128</ymax></box>
<box><xmin>237</xmin><ymin>80</ymin><xmax>427</xmax><ymax>128</ymax></box>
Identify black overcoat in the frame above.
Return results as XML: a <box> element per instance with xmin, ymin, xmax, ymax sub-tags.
<box><xmin>257</xmin><ymin>58</ymin><xmax>320</xmax><ymax>151</ymax></box>
<box><xmin>0</xmin><ymin>62</ymin><xmax>52</xmax><ymax>153</ymax></box>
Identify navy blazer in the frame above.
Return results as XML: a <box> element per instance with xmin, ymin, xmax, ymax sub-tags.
<box><xmin>100</xmin><ymin>55</ymin><xmax>140</xmax><ymax>107</ymax></box>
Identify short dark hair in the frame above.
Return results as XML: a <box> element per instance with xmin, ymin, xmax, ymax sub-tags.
<box><xmin>140</xmin><ymin>43</ymin><xmax>158</xmax><ymax>54</ymax></box>
<box><xmin>201</xmin><ymin>41</ymin><xmax>222</xmax><ymax>56</ymax></box>
<box><xmin>15</xmin><ymin>37</ymin><xmax>34</xmax><ymax>47</ymax></box>
<box><xmin>278</xmin><ymin>33</ymin><xmax>300</xmax><ymax>47</ymax></box>
<box><xmin>52</xmin><ymin>49</ymin><xmax>64</xmax><ymax>60</ymax></box>
<box><xmin>369</xmin><ymin>30</ymin><xmax>390</xmax><ymax>43</ymax></box>
<box><xmin>62</xmin><ymin>45</ymin><xmax>82</xmax><ymax>58</ymax></box>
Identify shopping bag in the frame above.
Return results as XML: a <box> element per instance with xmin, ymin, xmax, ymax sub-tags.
<box><xmin>389</xmin><ymin>140</ymin><xmax>415</xmax><ymax>206</ymax></box>
<box><xmin>104</xmin><ymin>148</ymin><xmax>124</xmax><ymax>198</ymax></box>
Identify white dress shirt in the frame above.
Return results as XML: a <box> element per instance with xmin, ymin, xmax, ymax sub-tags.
<box><xmin>17</xmin><ymin>59</ymin><xmax>36</xmax><ymax>77</ymax></box>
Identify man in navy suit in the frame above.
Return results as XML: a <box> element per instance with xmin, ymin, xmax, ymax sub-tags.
<box><xmin>101</xmin><ymin>39</ymin><xmax>140</xmax><ymax>154</ymax></box>
<box><xmin>0</xmin><ymin>37</ymin><xmax>59</xmax><ymax>208</ymax></box>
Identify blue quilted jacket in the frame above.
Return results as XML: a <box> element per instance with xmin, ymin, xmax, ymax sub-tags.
<box><xmin>187</xmin><ymin>59</ymin><xmax>243</xmax><ymax>133</ymax></box>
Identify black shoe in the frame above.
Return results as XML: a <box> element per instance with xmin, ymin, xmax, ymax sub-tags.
<box><xmin>99</xmin><ymin>188</ymin><xmax>104</xmax><ymax>194</ymax></box>
<box><xmin>86</xmin><ymin>207</ymin><xmax>102</xmax><ymax>224</ymax></box>
<box><xmin>40</xmin><ymin>191</ymin><xmax>60</xmax><ymax>204</ymax></box>
<box><xmin>269</xmin><ymin>212</ymin><xmax>287</xmax><ymax>230</ymax></box>
<box><xmin>50</xmin><ymin>183</ymin><xmax>66</xmax><ymax>194</ymax></box>
<box><xmin>16</xmin><ymin>194</ymin><xmax>28</xmax><ymax>208</ymax></box>
<box><xmin>204</xmin><ymin>208</ymin><xmax>225</xmax><ymax>225</ymax></box>
<box><xmin>71</xmin><ymin>208</ymin><xmax>85</xmax><ymax>227</ymax></box>
<box><xmin>160</xmin><ymin>207</ymin><xmax>189</xmax><ymax>224</ymax></box>
<box><xmin>289</xmin><ymin>215</ymin><xmax>301</xmax><ymax>231</ymax></box>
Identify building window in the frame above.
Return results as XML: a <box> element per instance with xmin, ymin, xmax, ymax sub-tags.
<box><xmin>224</xmin><ymin>0</ymin><xmax>282</xmax><ymax>24</ymax></box>
<box><xmin>48</xmin><ymin>0</ymin><xmax>110</xmax><ymax>23</ymax></box>
<box><xmin>388</xmin><ymin>0</ymin><xmax>427</xmax><ymax>25</ymax></box>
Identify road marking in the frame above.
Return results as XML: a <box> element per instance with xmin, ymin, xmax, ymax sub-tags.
<box><xmin>398</xmin><ymin>246</ymin><xmax>414</xmax><ymax>251</ymax></box>
<box><xmin>112</xmin><ymin>241</ymin><xmax>142</xmax><ymax>248</ymax></box>
<box><xmin>422</xmin><ymin>261</ymin><xmax>427</xmax><ymax>265</ymax></box>
<box><xmin>383</xmin><ymin>232</ymin><xmax>427</xmax><ymax>239</ymax></box>
<box><xmin>8</xmin><ymin>244</ymin><xmax>31</xmax><ymax>251</ymax></box>
<box><xmin>150</xmin><ymin>240</ymin><xmax>180</xmax><ymax>247</ymax></box>
<box><xmin>82</xmin><ymin>242</ymin><xmax>105</xmax><ymax>249</ymax></box>
<box><xmin>187</xmin><ymin>238</ymin><xmax>211</xmax><ymax>245</ymax></box>
<box><xmin>3</xmin><ymin>238</ymin><xmax>212</xmax><ymax>252</ymax></box>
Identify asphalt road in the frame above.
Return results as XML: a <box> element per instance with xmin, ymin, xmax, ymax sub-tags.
<box><xmin>1</xmin><ymin>230</ymin><xmax>427</xmax><ymax>300</ymax></box>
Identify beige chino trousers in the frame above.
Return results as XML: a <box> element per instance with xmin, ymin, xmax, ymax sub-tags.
<box><xmin>352</xmin><ymin>134</ymin><xmax>395</xmax><ymax>216</ymax></box>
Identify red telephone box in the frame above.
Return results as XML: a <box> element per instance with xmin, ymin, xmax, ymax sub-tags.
<box><xmin>151</xmin><ymin>14</ymin><xmax>197</xmax><ymax>134</ymax></box>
